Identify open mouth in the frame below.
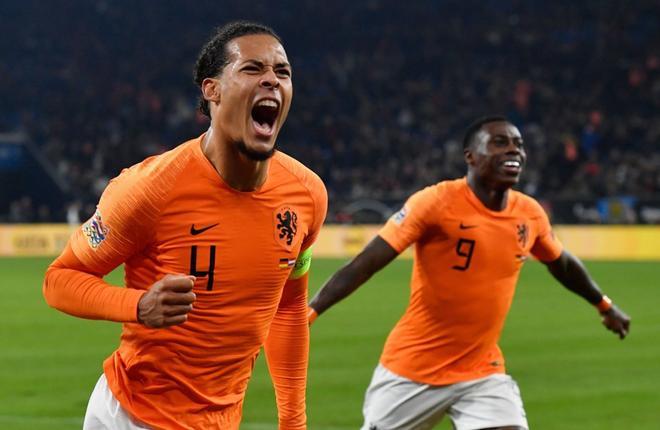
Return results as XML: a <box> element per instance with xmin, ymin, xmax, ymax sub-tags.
<box><xmin>251</xmin><ymin>99</ymin><xmax>279</xmax><ymax>137</ymax></box>
<box><xmin>501</xmin><ymin>160</ymin><xmax>522</xmax><ymax>175</ymax></box>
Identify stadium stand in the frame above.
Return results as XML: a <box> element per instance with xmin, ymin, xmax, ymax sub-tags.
<box><xmin>1</xmin><ymin>0</ymin><xmax>659</xmax><ymax>224</ymax></box>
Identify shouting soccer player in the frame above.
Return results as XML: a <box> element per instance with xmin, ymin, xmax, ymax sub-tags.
<box><xmin>43</xmin><ymin>21</ymin><xmax>327</xmax><ymax>430</ymax></box>
<box><xmin>308</xmin><ymin>116</ymin><xmax>629</xmax><ymax>430</ymax></box>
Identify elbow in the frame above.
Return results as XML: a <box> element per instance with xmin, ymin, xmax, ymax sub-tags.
<box><xmin>42</xmin><ymin>264</ymin><xmax>63</xmax><ymax>310</ymax></box>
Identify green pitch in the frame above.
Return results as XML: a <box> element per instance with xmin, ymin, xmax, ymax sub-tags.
<box><xmin>1</xmin><ymin>257</ymin><xmax>658</xmax><ymax>429</ymax></box>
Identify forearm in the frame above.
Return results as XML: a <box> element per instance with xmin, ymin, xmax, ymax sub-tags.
<box><xmin>309</xmin><ymin>261</ymin><xmax>374</xmax><ymax>315</ymax></box>
<box><xmin>546</xmin><ymin>250</ymin><xmax>604</xmax><ymax>305</ymax></box>
<box><xmin>44</xmin><ymin>265</ymin><xmax>143</xmax><ymax>322</ymax></box>
<box><xmin>547</xmin><ymin>251</ymin><xmax>631</xmax><ymax>339</ymax></box>
<box><xmin>264</xmin><ymin>277</ymin><xmax>309</xmax><ymax>429</ymax></box>
<box><xmin>42</xmin><ymin>246</ymin><xmax>144</xmax><ymax>322</ymax></box>
<box><xmin>310</xmin><ymin>236</ymin><xmax>398</xmax><ymax>321</ymax></box>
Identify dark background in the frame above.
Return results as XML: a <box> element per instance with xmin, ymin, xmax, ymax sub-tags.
<box><xmin>1</xmin><ymin>0</ymin><xmax>659</xmax><ymax>224</ymax></box>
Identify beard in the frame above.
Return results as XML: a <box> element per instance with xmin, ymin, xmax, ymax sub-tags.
<box><xmin>236</xmin><ymin>140</ymin><xmax>277</xmax><ymax>161</ymax></box>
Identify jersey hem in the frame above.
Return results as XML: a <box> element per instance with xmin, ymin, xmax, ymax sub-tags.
<box><xmin>379</xmin><ymin>360</ymin><xmax>506</xmax><ymax>387</ymax></box>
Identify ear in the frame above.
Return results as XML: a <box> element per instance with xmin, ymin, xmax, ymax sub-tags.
<box><xmin>201</xmin><ymin>77</ymin><xmax>221</xmax><ymax>105</ymax></box>
<box><xmin>464</xmin><ymin>147</ymin><xmax>475</xmax><ymax>166</ymax></box>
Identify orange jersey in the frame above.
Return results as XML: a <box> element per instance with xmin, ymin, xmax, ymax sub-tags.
<box><xmin>378</xmin><ymin>177</ymin><xmax>562</xmax><ymax>386</ymax></box>
<box><xmin>44</xmin><ymin>135</ymin><xmax>327</xmax><ymax>429</ymax></box>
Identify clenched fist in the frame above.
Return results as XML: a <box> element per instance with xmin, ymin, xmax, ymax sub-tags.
<box><xmin>138</xmin><ymin>274</ymin><xmax>196</xmax><ymax>328</ymax></box>
<box><xmin>601</xmin><ymin>305</ymin><xmax>631</xmax><ymax>340</ymax></box>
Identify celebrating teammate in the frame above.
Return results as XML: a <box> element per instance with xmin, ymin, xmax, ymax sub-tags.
<box><xmin>43</xmin><ymin>21</ymin><xmax>327</xmax><ymax>430</ymax></box>
<box><xmin>308</xmin><ymin>116</ymin><xmax>629</xmax><ymax>430</ymax></box>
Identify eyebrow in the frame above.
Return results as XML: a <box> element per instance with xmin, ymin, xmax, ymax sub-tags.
<box><xmin>242</xmin><ymin>59</ymin><xmax>292</xmax><ymax>69</ymax></box>
<box><xmin>491</xmin><ymin>134</ymin><xmax>522</xmax><ymax>140</ymax></box>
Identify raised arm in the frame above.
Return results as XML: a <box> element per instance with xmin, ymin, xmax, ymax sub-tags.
<box><xmin>544</xmin><ymin>250</ymin><xmax>631</xmax><ymax>339</ymax></box>
<box><xmin>308</xmin><ymin>235</ymin><xmax>399</xmax><ymax>321</ymax></box>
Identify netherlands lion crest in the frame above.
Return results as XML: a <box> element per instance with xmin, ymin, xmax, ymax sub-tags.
<box><xmin>274</xmin><ymin>206</ymin><xmax>298</xmax><ymax>250</ymax></box>
<box><xmin>517</xmin><ymin>222</ymin><xmax>528</xmax><ymax>247</ymax></box>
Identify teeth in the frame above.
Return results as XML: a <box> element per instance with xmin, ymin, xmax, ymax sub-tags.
<box><xmin>503</xmin><ymin>161</ymin><xmax>520</xmax><ymax>167</ymax></box>
<box><xmin>256</xmin><ymin>99</ymin><xmax>278</xmax><ymax>108</ymax></box>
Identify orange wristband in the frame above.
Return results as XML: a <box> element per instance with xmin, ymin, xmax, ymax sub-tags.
<box><xmin>307</xmin><ymin>307</ymin><xmax>318</xmax><ymax>325</ymax></box>
<box><xmin>596</xmin><ymin>295</ymin><xmax>612</xmax><ymax>313</ymax></box>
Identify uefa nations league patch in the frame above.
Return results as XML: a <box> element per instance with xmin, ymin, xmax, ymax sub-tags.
<box><xmin>82</xmin><ymin>209</ymin><xmax>110</xmax><ymax>249</ymax></box>
<box><xmin>391</xmin><ymin>205</ymin><xmax>409</xmax><ymax>225</ymax></box>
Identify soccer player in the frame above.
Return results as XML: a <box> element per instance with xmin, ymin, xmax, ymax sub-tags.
<box><xmin>308</xmin><ymin>116</ymin><xmax>630</xmax><ymax>430</ymax></box>
<box><xmin>43</xmin><ymin>21</ymin><xmax>327</xmax><ymax>430</ymax></box>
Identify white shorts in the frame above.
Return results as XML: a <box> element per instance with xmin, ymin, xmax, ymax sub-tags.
<box><xmin>83</xmin><ymin>374</ymin><xmax>151</xmax><ymax>430</ymax></box>
<box><xmin>361</xmin><ymin>364</ymin><xmax>528</xmax><ymax>430</ymax></box>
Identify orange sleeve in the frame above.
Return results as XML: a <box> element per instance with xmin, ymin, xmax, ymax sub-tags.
<box><xmin>264</xmin><ymin>273</ymin><xmax>310</xmax><ymax>430</ymax></box>
<box><xmin>378</xmin><ymin>186</ymin><xmax>437</xmax><ymax>253</ymax></box>
<box><xmin>43</xmin><ymin>161</ymin><xmax>167</xmax><ymax>322</ymax></box>
<box><xmin>300</xmin><ymin>177</ymin><xmax>328</xmax><ymax>252</ymax></box>
<box><xmin>43</xmin><ymin>242</ymin><xmax>145</xmax><ymax>321</ymax></box>
<box><xmin>69</xmin><ymin>164</ymin><xmax>162</xmax><ymax>273</ymax></box>
<box><xmin>530</xmin><ymin>200</ymin><xmax>563</xmax><ymax>262</ymax></box>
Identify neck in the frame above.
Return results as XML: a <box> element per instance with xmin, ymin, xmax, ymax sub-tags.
<box><xmin>202</xmin><ymin>129</ymin><xmax>269</xmax><ymax>191</ymax></box>
<box><xmin>466</xmin><ymin>171</ymin><xmax>509</xmax><ymax>211</ymax></box>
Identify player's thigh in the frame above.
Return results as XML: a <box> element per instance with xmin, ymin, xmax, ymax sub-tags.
<box><xmin>448</xmin><ymin>374</ymin><xmax>528</xmax><ymax>430</ymax></box>
<box><xmin>83</xmin><ymin>374</ymin><xmax>151</xmax><ymax>430</ymax></box>
<box><xmin>361</xmin><ymin>364</ymin><xmax>452</xmax><ymax>430</ymax></box>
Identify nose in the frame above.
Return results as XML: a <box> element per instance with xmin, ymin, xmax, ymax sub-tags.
<box><xmin>259</xmin><ymin>68</ymin><xmax>280</xmax><ymax>89</ymax></box>
<box><xmin>505</xmin><ymin>139</ymin><xmax>522</xmax><ymax>154</ymax></box>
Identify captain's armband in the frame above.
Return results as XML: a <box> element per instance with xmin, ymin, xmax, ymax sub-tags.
<box><xmin>289</xmin><ymin>247</ymin><xmax>313</xmax><ymax>280</ymax></box>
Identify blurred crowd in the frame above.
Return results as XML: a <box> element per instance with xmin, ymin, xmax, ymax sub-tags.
<box><xmin>1</xmin><ymin>0</ymin><xmax>659</xmax><ymax>223</ymax></box>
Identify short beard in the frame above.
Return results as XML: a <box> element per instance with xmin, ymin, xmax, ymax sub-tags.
<box><xmin>236</xmin><ymin>140</ymin><xmax>277</xmax><ymax>161</ymax></box>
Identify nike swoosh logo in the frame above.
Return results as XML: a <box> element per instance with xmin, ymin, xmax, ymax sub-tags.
<box><xmin>190</xmin><ymin>223</ymin><xmax>219</xmax><ymax>235</ymax></box>
<box><xmin>459</xmin><ymin>222</ymin><xmax>477</xmax><ymax>229</ymax></box>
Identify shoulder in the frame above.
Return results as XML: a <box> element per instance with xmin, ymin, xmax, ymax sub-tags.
<box><xmin>510</xmin><ymin>190</ymin><xmax>548</xmax><ymax>220</ymax></box>
<box><xmin>435</xmin><ymin>178</ymin><xmax>466</xmax><ymax>199</ymax></box>
<box><xmin>271</xmin><ymin>151</ymin><xmax>327</xmax><ymax>202</ymax></box>
<box><xmin>409</xmin><ymin>178</ymin><xmax>461</xmax><ymax>211</ymax></box>
<box><xmin>112</xmin><ymin>139</ymin><xmax>197</xmax><ymax>189</ymax></box>
<box><xmin>99</xmin><ymin>139</ymin><xmax>198</xmax><ymax>218</ymax></box>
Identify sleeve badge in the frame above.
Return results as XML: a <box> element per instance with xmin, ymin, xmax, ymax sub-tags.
<box><xmin>390</xmin><ymin>205</ymin><xmax>409</xmax><ymax>225</ymax></box>
<box><xmin>82</xmin><ymin>209</ymin><xmax>110</xmax><ymax>249</ymax></box>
